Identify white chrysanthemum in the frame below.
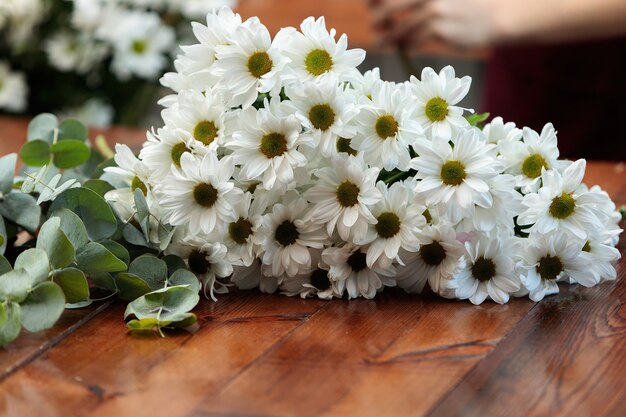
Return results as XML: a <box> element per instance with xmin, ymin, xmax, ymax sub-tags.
<box><xmin>585</xmin><ymin>184</ymin><xmax>623</xmax><ymax>246</ymax></box>
<box><xmin>358</xmin><ymin>181</ymin><xmax>425</xmax><ymax>268</ymax></box>
<box><xmin>162</xmin><ymin>89</ymin><xmax>226</xmax><ymax>152</ymax></box>
<box><xmin>231</xmin><ymin>260</ymin><xmax>281</xmax><ymax>294</ymax></box>
<box><xmin>104</xmin><ymin>144</ymin><xmax>151</xmax><ymax>192</ymax></box>
<box><xmin>499</xmin><ymin>123</ymin><xmax>569</xmax><ymax>193</ymax></box>
<box><xmin>261</xmin><ymin>195</ymin><xmax>327</xmax><ymax>277</ymax></box>
<box><xmin>409</xmin><ymin>66</ymin><xmax>472</xmax><ymax>139</ymax></box>
<box><xmin>518</xmin><ymin>159</ymin><xmax>604</xmax><ymax>240</ymax></box>
<box><xmin>280</xmin><ymin>250</ymin><xmax>338</xmax><ymax>299</ymax></box>
<box><xmin>226</xmin><ymin>101</ymin><xmax>309</xmax><ymax>192</ymax></box>
<box><xmin>322</xmin><ymin>244</ymin><xmax>395</xmax><ymax>299</ymax></box>
<box><xmin>395</xmin><ymin>224</ymin><xmax>464</xmax><ymax>296</ymax></box>
<box><xmin>158</xmin><ymin>152</ymin><xmax>242</xmax><ymax>235</ymax></box>
<box><xmin>2</xmin><ymin>0</ymin><xmax>46</xmax><ymax>46</ymax></box>
<box><xmin>410</xmin><ymin>130</ymin><xmax>500</xmax><ymax>223</ymax></box>
<box><xmin>212</xmin><ymin>17</ymin><xmax>287</xmax><ymax>108</ymax></box>
<box><xmin>285</xmin><ymin>76</ymin><xmax>359</xmax><ymax>158</ymax></box>
<box><xmin>482</xmin><ymin>116</ymin><xmax>522</xmax><ymax>146</ymax></box>
<box><xmin>0</xmin><ymin>62</ymin><xmax>27</xmax><ymax>112</ymax></box>
<box><xmin>220</xmin><ymin>191</ymin><xmax>266</xmax><ymax>267</ymax></box>
<box><xmin>517</xmin><ymin>231</ymin><xmax>589</xmax><ymax>301</ymax></box>
<box><xmin>306</xmin><ymin>154</ymin><xmax>381</xmax><ymax>243</ymax></box>
<box><xmin>276</xmin><ymin>16</ymin><xmax>365</xmax><ymax>84</ymax></box>
<box><xmin>59</xmin><ymin>98</ymin><xmax>114</xmax><ymax>128</ymax></box>
<box><xmin>173</xmin><ymin>0</ymin><xmax>237</xmax><ymax>19</ymax></box>
<box><xmin>45</xmin><ymin>32</ymin><xmax>107</xmax><ymax>74</ymax></box>
<box><xmin>351</xmin><ymin>67</ymin><xmax>382</xmax><ymax>101</ymax></box>
<box><xmin>352</xmin><ymin>81</ymin><xmax>424</xmax><ymax>171</ymax></box>
<box><xmin>447</xmin><ymin>234</ymin><xmax>521</xmax><ymax>305</ymax></box>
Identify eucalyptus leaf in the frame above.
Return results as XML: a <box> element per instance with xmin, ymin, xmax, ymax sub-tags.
<box><xmin>0</xmin><ymin>255</ymin><xmax>11</xmax><ymax>275</ymax></box>
<box><xmin>20</xmin><ymin>281</ymin><xmax>65</xmax><ymax>332</ymax></box>
<box><xmin>169</xmin><ymin>313</ymin><xmax>197</xmax><ymax>329</ymax></box>
<box><xmin>36</xmin><ymin>217</ymin><xmax>75</xmax><ymax>269</ymax></box>
<box><xmin>162</xmin><ymin>254</ymin><xmax>187</xmax><ymax>276</ymax></box>
<box><xmin>91</xmin><ymin>157</ymin><xmax>116</xmax><ymax>179</ymax></box>
<box><xmin>14</xmin><ymin>248</ymin><xmax>50</xmax><ymax>285</ymax></box>
<box><xmin>122</xmin><ymin>224</ymin><xmax>149</xmax><ymax>247</ymax></box>
<box><xmin>100</xmin><ymin>239</ymin><xmax>130</xmax><ymax>266</ymax></box>
<box><xmin>158</xmin><ymin>222</ymin><xmax>176</xmax><ymax>251</ymax></box>
<box><xmin>90</xmin><ymin>272</ymin><xmax>116</xmax><ymax>292</ymax></box>
<box><xmin>0</xmin><ymin>216</ymin><xmax>6</xmax><ymax>256</ymax></box>
<box><xmin>51</xmin><ymin>140</ymin><xmax>91</xmax><ymax>169</ymax></box>
<box><xmin>83</xmin><ymin>179</ymin><xmax>114</xmax><ymax>198</ymax></box>
<box><xmin>466</xmin><ymin>112</ymin><xmax>490</xmax><ymax>127</ymax></box>
<box><xmin>0</xmin><ymin>302</ymin><xmax>21</xmax><ymax>346</ymax></box>
<box><xmin>76</xmin><ymin>242</ymin><xmax>127</xmax><ymax>274</ymax></box>
<box><xmin>65</xmin><ymin>300</ymin><xmax>93</xmax><ymax>309</ymax></box>
<box><xmin>20</xmin><ymin>140</ymin><xmax>51</xmax><ymax>167</ymax></box>
<box><xmin>0</xmin><ymin>192</ymin><xmax>41</xmax><ymax>233</ymax></box>
<box><xmin>124</xmin><ymin>285</ymin><xmax>199</xmax><ymax>322</ymax></box>
<box><xmin>126</xmin><ymin>317</ymin><xmax>163</xmax><ymax>331</ymax></box>
<box><xmin>0</xmin><ymin>153</ymin><xmax>17</xmax><ymax>195</ymax></box>
<box><xmin>0</xmin><ymin>269</ymin><xmax>32</xmax><ymax>303</ymax></box>
<box><xmin>50</xmin><ymin>208</ymin><xmax>89</xmax><ymax>249</ymax></box>
<box><xmin>58</xmin><ymin>119</ymin><xmax>88</xmax><ymax>142</ymax></box>
<box><xmin>169</xmin><ymin>269</ymin><xmax>201</xmax><ymax>294</ymax></box>
<box><xmin>54</xmin><ymin>268</ymin><xmax>89</xmax><ymax>304</ymax></box>
<box><xmin>128</xmin><ymin>255</ymin><xmax>168</xmax><ymax>290</ymax></box>
<box><xmin>0</xmin><ymin>302</ymin><xmax>6</xmax><ymax>328</ymax></box>
<box><xmin>27</xmin><ymin>113</ymin><xmax>58</xmax><ymax>142</ymax></box>
<box><xmin>114</xmin><ymin>272</ymin><xmax>152</xmax><ymax>301</ymax></box>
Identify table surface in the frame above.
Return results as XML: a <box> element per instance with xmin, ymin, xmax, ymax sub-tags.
<box><xmin>1</xmin><ymin>118</ymin><xmax>625</xmax><ymax>417</ymax></box>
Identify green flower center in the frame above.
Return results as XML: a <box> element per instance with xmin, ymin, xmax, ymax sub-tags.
<box><xmin>228</xmin><ymin>217</ymin><xmax>253</xmax><ymax>245</ymax></box>
<box><xmin>420</xmin><ymin>242</ymin><xmax>446</xmax><ymax>266</ymax></box>
<box><xmin>188</xmin><ymin>250</ymin><xmax>210</xmax><ymax>275</ymax></box>
<box><xmin>309</xmin><ymin>104</ymin><xmax>336</xmax><ymax>131</ymax></box>
<box><xmin>336</xmin><ymin>181</ymin><xmax>360</xmax><ymax>207</ymax></box>
<box><xmin>440</xmin><ymin>160</ymin><xmax>466</xmax><ymax>186</ymax></box>
<box><xmin>549</xmin><ymin>192</ymin><xmax>576</xmax><ymax>219</ymax></box>
<box><xmin>171</xmin><ymin>142</ymin><xmax>190</xmax><ymax>167</ymax></box>
<box><xmin>247</xmin><ymin>51</ymin><xmax>273</xmax><ymax>78</ymax></box>
<box><xmin>472</xmin><ymin>257</ymin><xmax>496</xmax><ymax>282</ymax></box>
<box><xmin>537</xmin><ymin>255</ymin><xmax>563</xmax><ymax>281</ymax></box>
<box><xmin>310</xmin><ymin>268</ymin><xmax>331</xmax><ymax>290</ymax></box>
<box><xmin>336</xmin><ymin>137</ymin><xmax>357</xmax><ymax>156</ymax></box>
<box><xmin>423</xmin><ymin>209</ymin><xmax>433</xmax><ymax>224</ymax></box>
<box><xmin>260</xmin><ymin>132</ymin><xmax>288</xmax><ymax>159</ymax></box>
<box><xmin>132</xmin><ymin>40</ymin><xmax>147</xmax><ymax>54</ymax></box>
<box><xmin>193</xmin><ymin>183</ymin><xmax>218</xmax><ymax>208</ymax></box>
<box><xmin>375</xmin><ymin>212</ymin><xmax>401</xmax><ymax>238</ymax></box>
<box><xmin>425</xmin><ymin>97</ymin><xmax>449</xmax><ymax>122</ymax></box>
<box><xmin>305</xmin><ymin>49</ymin><xmax>333</xmax><ymax>76</ymax></box>
<box><xmin>522</xmin><ymin>153</ymin><xmax>548</xmax><ymax>179</ymax></box>
<box><xmin>193</xmin><ymin>120</ymin><xmax>219</xmax><ymax>146</ymax></box>
<box><xmin>131</xmin><ymin>176</ymin><xmax>148</xmax><ymax>196</ymax></box>
<box><xmin>582</xmin><ymin>241</ymin><xmax>591</xmax><ymax>252</ymax></box>
<box><xmin>275</xmin><ymin>220</ymin><xmax>299</xmax><ymax>246</ymax></box>
<box><xmin>347</xmin><ymin>250</ymin><xmax>367</xmax><ymax>272</ymax></box>
<box><xmin>375</xmin><ymin>114</ymin><xmax>399</xmax><ymax>139</ymax></box>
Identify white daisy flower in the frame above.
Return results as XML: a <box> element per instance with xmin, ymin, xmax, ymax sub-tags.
<box><xmin>351</xmin><ymin>67</ymin><xmax>383</xmax><ymax>101</ymax></box>
<box><xmin>231</xmin><ymin>260</ymin><xmax>281</xmax><ymax>294</ymax></box>
<box><xmin>409</xmin><ymin>66</ymin><xmax>472</xmax><ymax>139</ymax></box>
<box><xmin>358</xmin><ymin>181</ymin><xmax>425</xmax><ymax>268</ymax></box>
<box><xmin>322</xmin><ymin>244</ymin><xmax>396</xmax><ymax>299</ymax></box>
<box><xmin>447</xmin><ymin>234</ymin><xmax>521</xmax><ymax>305</ymax></box>
<box><xmin>280</xmin><ymin>249</ymin><xmax>339</xmax><ymax>299</ymax></box>
<box><xmin>306</xmin><ymin>154</ymin><xmax>381</xmax><ymax>243</ymax></box>
<box><xmin>158</xmin><ymin>152</ymin><xmax>243</xmax><ymax>235</ymax></box>
<box><xmin>0</xmin><ymin>61</ymin><xmax>27</xmax><ymax>112</ymax></box>
<box><xmin>221</xmin><ymin>191</ymin><xmax>266</xmax><ymax>267</ymax></box>
<box><xmin>395</xmin><ymin>224</ymin><xmax>464</xmax><ymax>296</ymax></box>
<box><xmin>174</xmin><ymin>0</ymin><xmax>237</xmax><ymax>19</ymax></box>
<box><xmin>44</xmin><ymin>32</ymin><xmax>108</xmax><ymax>74</ymax></box>
<box><xmin>518</xmin><ymin>159</ymin><xmax>604</xmax><ymax>240</ymax></box>
<box><xmin>352</xmin><ymin>80</ymin><xmax>424</xmax><ymax>171</ymax></box>
<box><xmin>579</xmin><ymin>234</ymin><xmax>621</xmax><ymax>285</ymax></box>
<box><xmin>103</xmin><ymin>144</ymin><xmax>151</xmax><ymax>194</ymax></box>
<box><xmin>482</xmin><ymin>116</ymin><xmax>522</xmax><ymax>146</ymax></box>
<box><xmin>517</xmin><ymin>231</ymin><xmax>589</xmax><ymax>301</ymax></box>
<box><xmin>410</xmin><ymin>130</ymin><xmax>500</xmax><ymax>223</ymax></box>
<box><xmin>261</xmin><ymin>194</ymin><xmax>327</xmax><ymax>277</ymax></box>
<box><xmin>586</xmin><ymin>184</ymin><xmax>623</xmax><ymax>246</ymax></box>
<box><xmin>276</xmin><ymin>16</ymin><xmax>365</xmax><ymax>84</ymax></box>
<box><xmin>212</xmin><ymin>17</ymin><xmax>287</xmax><ymax>108</ymax></box>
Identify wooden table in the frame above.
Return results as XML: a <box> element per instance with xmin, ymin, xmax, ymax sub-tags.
<box><xmin>1</xmin><ymin>118</ymin><xmax>625</xmax><ymax>417</ymax></box>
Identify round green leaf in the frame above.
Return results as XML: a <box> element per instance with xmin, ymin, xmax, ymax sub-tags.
<box><xmin>90</xmin><ymin>272</ymin><xmax>116</xmax><ymax>292</ymax></box>
<box><xmin>36</xmin><ymin>217</ymin><xmax>75</xmax><ymax>269</ymax></box>
<box><xmin>14</xmin><ymin>248</ymin><xmax>50</xmax><ymax>285</ymax></box>
<box><xmin>20</xmin><ymin>281</ymin><xmax>65</xmax><ymax>332</ymax></box>
<box><xmin>27</xmin><ymin>113</ymin><xmax>58</xmax><ymax>142</ymax></box>
<box><xmin>124</xmin><ymin>285</ymin><xmax>199</xmax><ymax>322</ymax></box>
<box><xmin>0</xmin><ymin>302</ymin><xmax>21</xmax><ymax>346</ymax></box>
<box><xmin>127</xmin><ymin>318</ymin><xmax>162</xmax><ymax>331</ymax></box>
<box><xmin>169</xmin><ymin>269</ymin><xmax>201</xmax><ymax>294</ymax></box>
<box><xmin>114</xmin><ymin>272</ymin><xmax>152</xmax><ymax>301</ymax></box>
<box><xmin>0</xmin><ymin>255</ymin><xmax>11</xmax><ymax>275</ymax></box>
<box><xmin>54</xmin><ymin>268</ymin><xmax>89</xmax><ymax>304</ymax></box>
<box><xmin>83</xmin><ymin>179</ymin><xmax>115</xmax><ymax>198</ymax></box>
<box><xmin>129</xmin><ymin>255</ymin><xmax>168</xmax><ymax>290</ymax></box>
<box><xmin>20</xmin><ymin>140</ymin><xmax>51</xmax><ymax>167</ymax></box>
<box><xmin>0</xmin><ymin>192</ymin><xmax>41</xmax><ymax>233</ymax></box>
<box><xmin>0</xmin><ymin>302</ymin><xmax>7</xmax><ymax>328</ymax></box>
<box><xmin>0</xmin><ymin>153</ymin><xmax>17</xmax><ymax>195</ymax></box>
<box><xmin>76</xmin><ymin>242</ymin><xmax>127</xmax><ymax>274</ymax></box>
<box><xmin>163</xmin><ymin>255</ymin><xmax>187</xmax><ymax>276</ymax></box>
<box><xmin>58</xmin><ymin>119</ymin><xmax>88</xmax><ymax>142</ymax></box>
<box><xmin>0</xmin><ymin>216</ymin><xmax>7</xmax><ymax>256</ymax></box>
<box><xmin>100</xmin><ymin>239</ymin><xmax>130</xmax><ymax>266</ymax></box>
<box><xmin>51</xmin><ymin>140</ymin><xmax>91</xmax><ymax>169</ymax></box>
<box><xmin>0</xmin><ymin>269</ymin><xmax>32</xmax><ymax>303</ymax></box>
<box><xmin>50</xmin><ymin>208</ymin><xmax>89</xmax><ymax>250</ymax></box>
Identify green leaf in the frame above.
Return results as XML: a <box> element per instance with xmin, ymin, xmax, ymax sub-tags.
<box><xmin>126</xmin><ymin>317</ymin><xmax>162</xmax><ymax>331</ymax></box>
<box><xmin>58</xmin><ymin>119</ymin><xmax>88</xmax><ymax>142</ymax></box>
<box><xmin>20</xmin><ymin>140</ymin><xmax>52</xmax><ymax>167</ymax></box>
<box><xmin>169</xmin><ymin>269</ymin><xmax>201</xmax><ymax>294</ymax></box>
<box><xmin>76</xmin><ymin>242</ymin><xmax>127</xmax><ymax>274</ymax></box>
<box><xmin>27</xmin><ymin>113</ymin><xmax>58</xmax><ymax>143</ymax></box>
<box><xmin>51</xmin><ymin>140</ymin><xmax>91</xmax><ymax>169</ymax></box>
<box><xmin>0</xmin><ymin>153</ymin><xmax>17</xmax><ymax>195</ymax></box>
<box><xmin>0</xmin><ymin>192</ymin><xmax>41</xmax><ymax>233</ymax></box>
<box><xmin>92</xmin><ymin>157</ymin><xmax>116</xmax><ymax>179</ymax></box>
<box><xmin>124</xmin><ymin>285</ymin><xmax>199</xmax><ymax>322</ymax></box>
<box><xmin>50</xmin><ymin>208</ymin><xmax>89</xmax><ymax>250</ymax></box>
<box><xmin>100</xmin><ymin>239</ymin><xmax>130</xmax><ymax>266</ymax></box>
<box><xmin>0</xmin><ymin>269</ymin><xmax>32</xmax><ymax>303</ymax></box>
<box><xmin>162</xmin><ymin>254</ymin><xmax>187</xmax><ymax>276</ymax></box>
<box><xmin>0</xmin><ymin>302</ymin><xmax>21</xmax><ymax>346</ymax></box>
<box><xmin>0</xmin><ymin>216</ymin><xmax>6</xmax><ymax>256</ymax></box>
<box><xmin>114</xmin><ymin>272</ymin><xmax>152</xmax><ymax>301</ymax></box>
<box><xmin>0</xmin><ymin>302</ymin><xmax>6</xmax><ymax>328</ymax></box>
<box><xmin>122</xmin><ymin>224</ymin><xmax>149</xmax><ymax>247</ymax></box>
<box><xmin>36</xmin><ymin>217</ymin><xmax>75</xmax><ymax>269</ymax></box>
<box><xmin>0</xmin><ymin>255</ymin><xmax>11</xmax><ymax>275</ymax></box>
<box><xmin>48</xmin><ymin>187</ymin><xmax>117</xmax><ymax>241</ymax></box>
<box><xmin>54</xmin><ymin>268</ymin><xmax>89</xmax><ymax>304</ymax></box>
<box><xmin>129</xmin><ymin>255</ymin><xmax>168</xmax><ymax>290</ymax></box>
<box><xmin>20</xmin><ymin>281</ymin><xmax>65</xmax><ymax>332</ymax></box>
<box><xmin>83</xmin><ymin>179</ymin><xmax>114</xmax><ymax>198</ymax></box>
<box><xmin>169</xmin><ymin>313</ymin><xmax>197</xmax><ymax>328</ymax></box>
<box><xmin>90</xmin><ymin>272</ymin><xmax>116</xmax><ymax>292</ymax></box>
<box><xmin>14</xmin><ymin>248</ymin><xmax>50</xmax><ymax>285</ymax></box>
<box><xmin>466</xmin><ymin>112</ymin><xmax>490</xmax><ymax>127</ymax></box>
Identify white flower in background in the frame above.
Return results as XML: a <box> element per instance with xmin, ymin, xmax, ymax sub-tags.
<box><xmin>0</xmin><ymin>62</ymin><xmax>27</xmax><ymax>112</ymax></box>
<box><xmin>285</xmin><ymin>76</ymin><xmax>359</xmax><ymax>158</ymax></box>
<box><xmin>482</xmin><ymin>117</ymin><xmax>521</xmax><ymax>146</ymax></box>
<box><xmin>2</xmin><ymin>0</ymin><xmax>46</xmax><ymax>46</ymax></box>
<box><xmin>172</xmin><ymin>0</ymin><xmax>237</xmax><ymax>19</ymax></box>
<box><xmin>59</xmin><ymin>98</ymin><xmax>115</xmax><ymax>128</ymax></box>
<box><xmin>220</xmin><ymin>191</ymin><xmax>266</xmax><ymax>267</ymax></box>
<box><xmin>45</xmin><ymin>32</ymin><xmax>108</xmax><ymax>74</ymax></box>
<box><xmin>395</xmin><ymin>224</ymin><xmax>464</xmax><ymax>296</ymax></box>
<box><xmin>517</xmin><ymin>231</ymin><xmax>589</xmax><ymax>301</ymax></box>
<box><xmin>261</xmin><ymin>194</ymin><xmax>327</xmax><ymax>277</ymax></box>
<box><xmin>322</xmin><ymin>244</ymin><xmax>396</xmax><ymax>299</ymax></box>
<box><xmin>280</xmin><ymin>249</ymin><xmax>338</xmax><ymax>299</ymax></box>
<box><xmin>579</xmin><ymin>233</ymin><xmax>621</xmax><ymax>285</ymax></box>
<box><xmin>276</xmin><ymin>16</ymin><xmax>365</xmax><ymax>84</ymax></box>
<box><xmin>518</xmin><ymin>159</ymin><xmax>604</xmax><ymax>240</ymax></box>
<box><xmin>410</xmin><ymin>131</ymin><xmax>500</xmax><ymax>223</ymax></box>
<box><xmin>306</xmin><ymin>154</ymin><xmax>381</xmax><ymax>243</ymax></box>
<box><xmin>358</xmin><ymin>181</ymin><xmax>425</xmax><ymax>268</ymax></box>
<box><xmin>352</xmin><ymin>81</ymin><xmax>424</xmax><ymax>171</ymax></box>
<box><xmin>409</xmin><ymin>66</ymin><xmax>472</xmax><ymax>139</ymax></box>
<box><xmin>71</xmin><ymin>0</ymin><xmax>105</xmax><ymax>32</ymax></box>
<box><xmin>448</xmin><ymin>234</ymin><xmax>521</xmax><ymax>305</ymax></box>
<box><xmin>226</xmin><ymin>101</ymin><xmax>308</xmax><ymax>192</ymax></box>
<box><xmin>499</xmin><ymin>123</ymin><xmax>568</xmax><ymax>193</ymax></box>
<box><xmin>158</xmin><ymin>152</ymin><xmax>243</xmax><ymax>235</ymax></box>
<box><xmin>212</xmin><ymin>17</ymin><xmax>287</xmax><ymax>108</ymax></box>
<box><xmin>140</xmin><ymin>127</ymin><xmax>204</xmax><ymax>180</ymax></box>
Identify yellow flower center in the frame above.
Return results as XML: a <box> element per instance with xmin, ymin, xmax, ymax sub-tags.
<box><xmin>375</xmin><ymin>114</ymin><xmax>399</xmax><ymax>139</ymax></box>
<box><xmin>193</xmin><ymin>120</ymin><xmax>219</xmax><ymax>146</ymax></box>
<box><xmin>132</xmin><ymin>40</ymin><xmax>147</xmax><ymax>54</ymax></box>
<box><xmin>537</xmin><ymin>255</ymin><xmax>563</xmax><ymax>281</ymax></box>
<box><xmin>247</xmin><ymin>51</ymin><xmax>273</xmax><ymax>78</ymax></box>
<box><xmin>375</xmin><ymin>212</ymin><xmax>401</xmax><ymax>238</ymax></box>
<box><xmin>193</xmin><ymin>183</ymin><xmax>218</xmax><ymax>208</ymax></box>
<box><xmin>522</xmin><ymin>153</ymin><xmax>548</xmax><ymax>179</ymax></box>
<box><xmin>131</xmin><ymin>176</ymin><xmax>147</xmax><ymax>196</ymax></box>
<box><xmin>336</xmin><ymin>181</ymin><xmax>360</xmax><ymax>207</ymax></box>
<box><xmin>305</xmin><ymin>49</ymin><xmax>333</xmax><ymax>76</ymax></box>
<box><xmin>425</xmin><ymin>97</ymin><xmax>449</xmax><ymax>122</ymax></box>
<box><xmin>228</xmin><ymin>217</ymin><xmax>253</xmax><ymax>245</ymax></box>
<box><xmin>440</xmin><ymin>160</ymin><xmax>466</xmax><ymax>186</ymax></box>
<box><xmin>170</xmin><ymin>142</ymin><xmax>190</xmax><ymax>167</ymax></box>
<box><xmin>309</xmin><ymin>104</ymin><xmax>335</xmax><ymax>131</ymax></box>
<box><xmin>260</xmin><ymin>132</ymin><xmax>287</xmax><ymax>159</ymax></box>
<box><xmin>549</xmin><ymin>192</ymin><xmax>576</xmax><ymax>219</ymax></box>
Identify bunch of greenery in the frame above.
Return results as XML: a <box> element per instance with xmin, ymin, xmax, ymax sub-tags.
<box><xmin>0</xmin><ymin>114</ymin><xmax>201</xmax><ymax>345</ymax></box>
